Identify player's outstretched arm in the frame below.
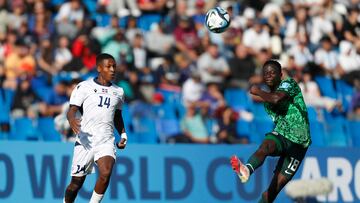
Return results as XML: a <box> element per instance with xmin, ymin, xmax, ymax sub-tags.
<box><xmin>250</xmin><ymin>86</ymin><xmax>288</xmax><ymax>104</ymax></box>
<box><xmin>251</xmin><ymin>94</ymin><xmax>265</xmax><ymax>103</ymax></box>
<box><xmin>67</xmin><ymin>105</ymin><xmax>81</xmax><ymax>135</ymax></box>
<box><xmin>114</xmin><ymin>109</ymin><xmax>127</xmax><ymax>149</ymax></box>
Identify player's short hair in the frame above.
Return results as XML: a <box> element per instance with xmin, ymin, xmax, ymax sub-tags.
<box><xmin>96</xmin><ymin>53</ymin><xmax>115</xmax><ymax>66</ymax></box>
<box><xmin>263</xmin><ymin>60</ymin><xmax>282</xmax><ymax>74</ymax></box>
<box><xmin>69</xmin><ymin>78</ymin><xmax>82</xmax><ymax>86</ymax></box>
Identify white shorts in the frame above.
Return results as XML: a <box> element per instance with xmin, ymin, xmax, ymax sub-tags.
<box><xmin>70</xmin><ymin>142</ymin><xmax>116</xmax><ymax>177</ymax></box>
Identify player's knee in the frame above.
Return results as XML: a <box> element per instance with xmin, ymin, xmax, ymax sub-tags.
<box><xmin>256</xmin><ymin>146</ymin><xmax>270</xmax><ymax>157</ymax></box>
<box><xmin>98</xmin><ymin>175</ymin><xmax>111</xmax><ymax>184</ymax></box>
<box><xmin>67</xmin><ymin>177</ymin><xmax>84</xmax><ymax>192</ymax></box>
<box><xmin>258</xmin><ymin>142</ymin><xmax>275</xmax><ymax>155</ymax></box>
<box><xmin>99</xmin><ymin>171</ymin><xmax>112</xmax><ymax>183</ymax></box>
<box><xmin>67</xmin><ymin>182</ymin><xmax>81</xmax><ymax>193</ymax></box>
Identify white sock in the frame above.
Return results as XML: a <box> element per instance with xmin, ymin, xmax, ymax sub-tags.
<box><xmin>89</xmin><ymin>191</ymin><xmax>104</xmax><ymax>203</ymax></box>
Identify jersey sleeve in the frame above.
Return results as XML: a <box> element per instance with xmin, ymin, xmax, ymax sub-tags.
<box><xmin>69</xmin><ymin>83</ymin><xmax>87</xmax><ymax>107</ymax></box>
<box><xmin>276</xmin><ymin>79</ymin><xmax>298</xmax><ymax>98</ymax></box>
<box><xmin>116</xmin><ymin>89</ymin><xmax>125</xmax><ymax>110</ymax></box>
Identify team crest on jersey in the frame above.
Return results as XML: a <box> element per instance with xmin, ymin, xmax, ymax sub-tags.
<box><xmin>102</xmin><ymin>88</ymin><xmax>108</xmax><ymax>93</ymax></box>
<box><xmin>280</xmin><ymin>82</ymin><xmax>290</xmax><ymax>89</ymax></box>
<box><xmin>94</xmin><ymin>89</ymin><xmax>97</xmax><ymax>93</ymax></box>
<box><xmin>113</xmin><ymin>92</ymin><xmax>118</xmax><ymax>96</ymax></box>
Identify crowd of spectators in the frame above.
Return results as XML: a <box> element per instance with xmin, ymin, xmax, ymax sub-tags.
<box><xmin>0</xmin><ymin>0</ymin><xmax>359</xmax><ymax>144</ymax></box>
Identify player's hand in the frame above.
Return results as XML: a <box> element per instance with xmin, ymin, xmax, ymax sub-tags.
<box><xmin>69</xmin><ymin>118</ymin><xmax>81</xmax><ymax>135</ymax></box>
<box><xmin>250</xmin><ymin>86</ymin><xmax>261</xmax><ymax>95</ymax></box>
<box><xmin>117</xmin><ymin>138</ymin><xmax>127</xmax><ymax>149</ymax></box>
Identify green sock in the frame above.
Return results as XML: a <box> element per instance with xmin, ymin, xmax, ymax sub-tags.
<box><xmin>246</xmin><ymin>155</ymin><xmax>262</xmax><ymax>175</ymax></box>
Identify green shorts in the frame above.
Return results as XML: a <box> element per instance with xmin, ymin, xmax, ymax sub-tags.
<box><xmin>265</xmin><ymin>132</ymin><xmax>308</xmax><ymax>180</ymax></box>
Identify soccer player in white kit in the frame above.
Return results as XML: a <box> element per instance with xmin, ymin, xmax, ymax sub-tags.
<box><xmin>64</xmin><ymin>53</ymin><xmax>127</xmax><ymax>203</ymax></box>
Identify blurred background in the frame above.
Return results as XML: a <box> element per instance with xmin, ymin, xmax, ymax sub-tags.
<box><xmin>0</xmin><ymin>0</ymin><xmax>360</xmax><ymax>202</ymax></box>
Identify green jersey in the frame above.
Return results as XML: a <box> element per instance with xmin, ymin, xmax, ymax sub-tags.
<box><xmin>264</xmin><ymin>77</ymin><xmax>311</xmax><ymax>147</ymax></box>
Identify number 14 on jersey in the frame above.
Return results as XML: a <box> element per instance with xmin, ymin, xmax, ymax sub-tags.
<box><xmin>98</xmin><ymin>96</ymin><xmax>111</xmax><ymax>108</ymax></box>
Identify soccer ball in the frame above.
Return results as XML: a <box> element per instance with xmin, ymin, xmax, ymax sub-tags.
<box><xmin>205</xmin><ymin>7</ymin><xmax>231</xmax><ymax>33</ymax></box>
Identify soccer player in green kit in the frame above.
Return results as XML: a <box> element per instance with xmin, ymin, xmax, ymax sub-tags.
<box><xmin>230</xmin><ymin>60</ymin><xmax>311</xmax><ymax>203</ymax></box>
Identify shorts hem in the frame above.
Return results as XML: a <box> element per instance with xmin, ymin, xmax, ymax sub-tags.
<box><xmin>94</xmin><ymin>154</ymin><xmax>116</xmax><ymax>162</ymax></box>
<box><xmin>265</xmin><ymin>132</ymin><xmax>283</xmax><ymax>151</ymax></box>
<box><xmin>71</xmin><ymin>173</ymin><xmax>89</xmax><ymax>177</ymax></box>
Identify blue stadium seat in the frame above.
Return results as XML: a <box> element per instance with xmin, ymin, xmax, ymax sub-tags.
<box><xmin>157</xmin><ymin>89</ymin><xmax>181</xmax><ymax>104</ymax></box>
<box><xmin>156</xmin><ymin>118</ymin><xmax>181</xmax><ymax>143</ymax></box>
<box><xmin>205</xmin><ymin>118</ymin><xmax>217</xmax><ymax>136</ymax></box>
<box><xmin>137</xmin><ymin>14</ymin><xmax>162</xmax><ymax>31</ymax></box>
<box><xmin>93</xmin><ymin>14</ymin><xmax>111</xmax><ymax>27</ymax></box>
<box><xmin>336</xmin><ymin>80</ymin><xmax>354</xmax><ymax>96</ymax></box>
<box><xmin>50</xmin><ymin>0</ymin><xmax>65</xmax><ymax>6</ymax></box>
<box><xmin>321</xmin><ymin>112</ymin><xmax>352</xmax><ymax>146</ymax></box>
<box><xmin>324</xmin><ymin>118</ymin><xmax>350</xmax><ymax>146</ymax></box>
<box><xmin>9</xmin><ymin>117</ymin><xmax>39</xmax><ymax>141</ymax></box>
<box><xmin>52</xmin><ymin>71</ymin><xmax>79</xmax><ymax>85</ymax></box>
<box><xmin>119</xmin><ymin>16</ymin><xmax>129</xmax><ymax>28</ymax></box>
<box><xmin>309</xmin><ymin>120</ymin><xmax>326</xmax><ymax>147</ymax></box>
<box><xmin>121</xmin><ymin>103</ymin><xmax>132</xmax><ymax>130</ymax></box>
<box><xmin>129</xmin><ymin>102</ymin><xmax>154</xmax><ymax>118</ymax></box>
<box><xmin>152</xmin><ymin>103</ymin><xmax>177</xmax><ymax>119</ymax></box>
<box><xmin>0</xmin><ymin>131</ymin><xmax>8</xmax><ymax>140</ymax></box>
<box><xmin>251</xmin><ymin>103</ymin><xmax>271</xmax><ymax>121</ymax></box>
<box><xmin>174</xmin><ymin>101</ymin><xmax>186</xmax><ymax>119</ymax></box>
<box><xmin>323</xmin><ymin>110</ymin><xmax>346</xmax><ymax>122</ymax></box>
<box><xmin>314</xmin><ymin>76</ymin><xmax>337</xmax><ymax>99</ymax></box>
<box><xmin>236</xmin><ymin>119</ymin><xmax>251</xmax><ymax>138</ymax></box>
<box><xmin>224</xmin><ymin>88</ymin><xmax>252</xmax><ymax>111</ymax></box>
<box><xmin>119</xmin><ymin>106</ymin><xmax>139</xmax><ymax>144</ymax></box>
<box><xmin>126</xmin><ymin>132</ymin><xmax>141</xmax><ymax>144</ymax></box>
<box><xmin>38</xmin><ymin>117</ymin><xmax>62</xmax><ymax>141</ymax></box>
<box><xmin>0</xmin><ymin>88</ymin><xmax>15</xmax><ymax>124</ymax></box>
<box><xmin>132</xmin><ymin>117</ymin><xmax>157</xmax><ymax>144</ymax></box>
<box><xmin>335</xmin><ymin>80</ymin><xmax>354</xmax><ymax>112</ymax></box>
<box><xmin>251</xmin><ymin>119</ymin><xmax>274</xmax><ymax>144</ymax></box>
<box><xmin>31</xmin><ymin>74</ymin><xmax>49</xmax><ymax>88</ymax></box>
<box><xmin>83</xmin><ymin>0</ymin><xmax>97</xmax><ymax>14</ymax></box>
<box><xmin>347</xmin><ymin>121</ymin><xmax>360</xmax><ymax>147</ymax></box>
<box><xmin>307</xmin><ymin>106</ymin><xmax>318</xmax><ymax>121</ymax></box>
<box><xmin>33</xmin><ymin>87</ymin><xmax>53</xmax><ymax>103</ymax></box>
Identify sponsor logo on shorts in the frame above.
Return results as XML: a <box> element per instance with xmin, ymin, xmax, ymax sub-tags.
<box><xmin>284</xmin><ymin>169</ymin><xmax>293</xmax><ymax>175</ymax></box>
<box><xmin>74</xmin><ymin>165</ymin><xmax>86</xmax><ymax>174</ymax></box>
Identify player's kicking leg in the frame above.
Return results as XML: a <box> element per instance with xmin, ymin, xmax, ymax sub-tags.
<box><xmin>230</xmin><ymin>133</ymin><xmax>280</xmax><ymax>183</ymax></box>
<box><xmin>230</xmin><ymin>155</ymin><xmax>250</xmax><ymax>183</ymax></box>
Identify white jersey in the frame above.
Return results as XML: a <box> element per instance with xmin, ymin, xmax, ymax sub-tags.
<box><xmin>69</xmin><ymin>78</ymin><xmax>124</xmax><ymax>147</ymax></box>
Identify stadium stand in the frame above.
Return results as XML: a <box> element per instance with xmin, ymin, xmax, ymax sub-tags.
<box><xmin>0</xmin><ymin>0</ymin><xmax>359</xmax><ymax>147</ymax></box>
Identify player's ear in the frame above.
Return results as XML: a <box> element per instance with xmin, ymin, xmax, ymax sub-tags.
<box><xmin>96</xmin><ymin>59</ymin><xmax>104</xmax><ymax>73</ymax></box>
